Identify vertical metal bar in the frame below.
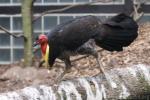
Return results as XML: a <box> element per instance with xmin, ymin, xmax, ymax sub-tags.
<box><xmin>10</xmin><ymin>16</ymin><xmax>13</xmax><ymax>63</ymax></box>
<box><xmin>73</xmin><ymin>0</ymin><xmax>76</xmax><ymax>4</ymax></box>
<box><xmin>57</xmin><ymin>0</ymin><xmax>60</xmax><ymax>4</ymax></box>
<box><xmin>124</xmin><ymin>0</ymin><xmax>134</xmax><ymax>15</ymax></box>
<box><xmin>41</xmin><ymin>0</ymin><xmax>44</xmax><ymax>5</ymax></box>
<box><xmin>41</xmin><ymin>16</ymin><xmax>44</xmax><ymax>34</ymax></box>
<box><xmin>58</xmin><ymin>16</ymin><xmax>60</xmax><ymax>25</ymax></box>
<box><xmin>10</xmin><ymin>0</ymin><xmax>13</xmax><ymax>4</ymax></box>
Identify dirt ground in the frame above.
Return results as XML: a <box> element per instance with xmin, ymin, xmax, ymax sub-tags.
<box><xmin>0</xmin><ymin>23</ymin><xmax>150</xmax><ymax>93</ymax></box>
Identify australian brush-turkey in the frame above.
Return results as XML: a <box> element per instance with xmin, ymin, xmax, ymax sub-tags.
<box><xmin>34</xmin><ymin>13</ymin><xmax>138</xmax><ymax>75</ymax></box>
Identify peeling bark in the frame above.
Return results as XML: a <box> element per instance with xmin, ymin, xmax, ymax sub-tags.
<box><xmin>0</xmin><ymin>64</ymin><xmax>150</xmax><ymax>100</ymax></box>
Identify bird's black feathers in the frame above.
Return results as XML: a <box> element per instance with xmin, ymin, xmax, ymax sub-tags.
<box><xmin>95</xmin><ymin>13</ymin><xmax>138</xmax><ymax>51</ymax></box>
<box><xmin>45</xmin><ymin>13</ymin><xmax>138</xmax><ymax>67</ymax></box>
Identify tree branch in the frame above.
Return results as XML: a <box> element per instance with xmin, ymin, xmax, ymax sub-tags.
<box><xmin>0</xmin><ymin>26</ymin><xmax>26</xmax><ymax>40</ymax></box>
<box><xmin>0</xmin><ymin>0</ymin><xmax>36</xmax><ymax>39</ymax></box>
<box><xmin>33</xmin><ymin>0</ymin><xmax>114</xmax><ymax>22</ymax></box>
<box><xmin>0</xmin><ymin>64</ymin><xmax>150</xmax><ymax>99</ymax></box>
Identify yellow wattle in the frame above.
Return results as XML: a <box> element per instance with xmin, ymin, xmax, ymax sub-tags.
<box><xmin>43</xmin><ymin>45</ymin><xmax>49</xmax><ymax>67</ymax></box>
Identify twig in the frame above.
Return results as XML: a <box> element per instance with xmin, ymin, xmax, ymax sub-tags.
<box><xmin>33</xmin><ymin>0</ymin><xmax>113</xmax><ymax>22</ymax></box>
<box><xmin>0</xmin><ymin>78</ymin><xmax>9</xmax><ymax>81</ymax></box>
<box><xmin>0</xmin><ymin>26</ymin><xmax>26</xmax><ymax>40</ymax></box>
<box><xmin>130</xmin><ymin>0</ymin><xmax>146</xmax><ymax>21</ymax></box>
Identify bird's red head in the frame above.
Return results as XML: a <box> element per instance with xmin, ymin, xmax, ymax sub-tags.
<box><xmin>37</xmin><ymin>34</ymin><xmax>48</xmax><ymax>45</ymax></box>
<box><xmin>34</xmin><ymin>34</ymin><xmax>49</xmax><ymax>56</ymax></box>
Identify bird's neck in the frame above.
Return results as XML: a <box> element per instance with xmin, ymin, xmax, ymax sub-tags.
<box><xmin>41</xmin><ymin>43</ymin><xmax>49</xmax><ymax>56</ymax></box>
<box><xmin>40</xmin><ymin>43</ymin><xmax>49</xmax><ymax>66</ymax></box>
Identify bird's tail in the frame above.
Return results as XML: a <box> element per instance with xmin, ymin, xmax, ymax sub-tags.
<box><xmin>94</xmin><ymin>13</ymin><xmax>138</xmax><ymax>51</ymax></box>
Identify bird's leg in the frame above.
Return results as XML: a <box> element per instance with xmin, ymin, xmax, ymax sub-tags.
<box><xmin>94</xmin><ymin>52</ymin><xmax>117</xmax><ymax>88</ymax></box>
<box><xmin>38</xmin><ymin>59</ymin><xmax>45</xmax><ymax>67</ymax></box>
<box><xmin>56</xmin><ymin>55</ymin><xmax>72</xmax><ymax>84</ymax></box>
<box><xmin>95</xmin><ymin>54</ymin><xmax>104</xmax><ymax>74</ymax></box>
<box><xmin>64</xmin><ymin>58</ymin><xmax>72</xmax><ymax>73</ymax></box>
<box><xmin>91</xmin><ymin>51</ymin><xmax>104</xmax><ymax>74</ymax></box>
<box><xmin>39</xmin><ymin>59</ymin><xmax>50</xmax><ymax>69</ymax></box>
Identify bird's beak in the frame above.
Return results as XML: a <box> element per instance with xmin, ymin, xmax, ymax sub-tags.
<box><xmin>33</xmin><ymin>40</ymin><xmax>40</xmax><ymax>47</ymax></box>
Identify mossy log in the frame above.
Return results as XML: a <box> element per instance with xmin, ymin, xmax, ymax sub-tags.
<box><xmin>0</xmin><ymin>64</ymin><xmax>150</xmax><ymax>100</ymax></box>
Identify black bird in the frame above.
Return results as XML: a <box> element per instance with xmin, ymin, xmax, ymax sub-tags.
<box><xmin>34</xmin><ymin>13</ymin><xmax>138</xmax><ymax>74</ymax></box>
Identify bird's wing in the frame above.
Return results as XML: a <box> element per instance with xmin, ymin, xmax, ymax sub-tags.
<box><xmin>95</xmin><ymin>13</ymin><xmax>138</xmax><ymax>51</ymax></box>
<box><xmin>48</xmin><ymin>15</ymin><xmax>100</xmax><ymax>50</ymax></box>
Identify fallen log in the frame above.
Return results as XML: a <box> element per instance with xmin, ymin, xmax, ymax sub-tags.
<box><xmin>0</xmin><ymin>64</ymin><xmax>150</xmax><ymax>100</ymax></box>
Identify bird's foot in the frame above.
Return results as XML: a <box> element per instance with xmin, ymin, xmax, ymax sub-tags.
<box><xmin>65</xmin><ymin>68</ymin><xmax>72</xmax><ymax>73</ymax></box>
<box><xmin>94</xmin><ymin>71</ymin><xmax>102</xmax><ymax>76</ymax></box>
<box><xmin>55</xmin><ymin>70</ymin><xmax>67</xmax><ymax>84</ymax></box>
<box><xmin>48</xmin><ymin>66</ymin><xmax>53</xmax><ymax>70</ymax></box>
